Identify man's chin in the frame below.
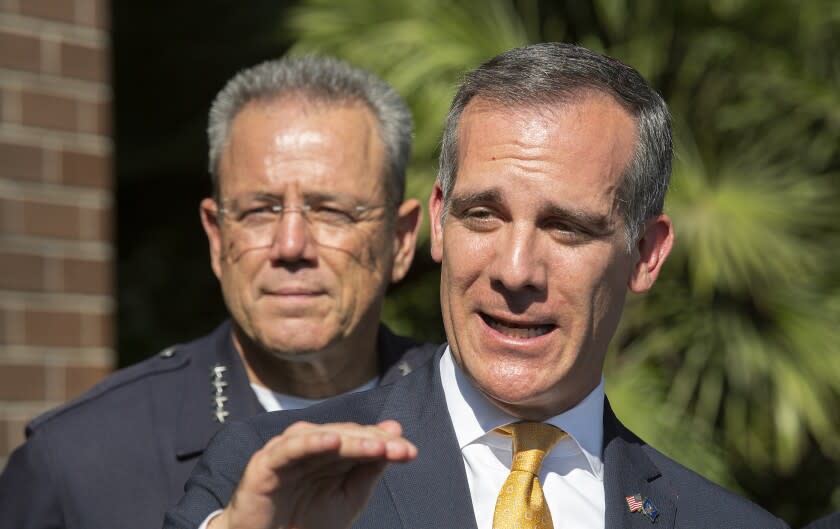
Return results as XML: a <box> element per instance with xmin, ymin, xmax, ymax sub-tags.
<box><xmin>243</xmin><ymin>323</ymin><xmax>339</xmax><ymax>361</ymax></box>
<box><xmin>470</xmin><ymin>371</ymin><xmax>561</xmax><ymax>419</ymax></box>
<box><xmin>481</xmin><ymin>391</ymin><xmax>554</xmax><ymax>420</ymax></box>
<box><xmin>256</xmin><ymin>331</ymin><xmax>336</xmax><ymax>360</ymax></box>
<box><xmin>263</xmin><ymin>346</ymin><xmax>332</xmax><ymax>362</ymax></box>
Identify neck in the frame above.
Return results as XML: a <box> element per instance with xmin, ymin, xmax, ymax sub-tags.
<box><xmin>232</xmin><ymin>327</ymin><xmax>379</xmax><ymax>399</ymax></box>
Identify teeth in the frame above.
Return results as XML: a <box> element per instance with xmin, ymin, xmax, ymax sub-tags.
<box><xmin>485</xmin><ymin>316</ymin><xmax>552</xmax><ymax>338</ymax></box>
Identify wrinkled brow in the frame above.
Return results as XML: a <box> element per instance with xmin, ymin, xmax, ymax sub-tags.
<box><xmin>449</xmin><ymin>189</ymin><xmax>503</xmax><ymax>211</ymax></box>
<box><xmin>450</xmin><ymin>189</ymin><xmax>615</xmax><ymax>234</ymax></box>
<box><xmin>249</xmin><ymin>191</ymin><xmax>348</xmax><ymax>203</ymax></box>
<box><xmin>539</xmin><ymin>204</ymin><xmax>615</xmax><ymax>234</ymax></box>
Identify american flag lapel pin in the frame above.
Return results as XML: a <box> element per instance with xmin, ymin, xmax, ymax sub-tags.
<box><xmin>626</xmin><ymin>494</ymin><xmax>643</xmax><ymax>513</ymax></box>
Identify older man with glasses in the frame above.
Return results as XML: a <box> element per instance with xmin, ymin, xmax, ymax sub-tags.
<box><xmin>0</xmin><ymin>56</ymin><xmax>435</xmax><ymax>529</ymax></box>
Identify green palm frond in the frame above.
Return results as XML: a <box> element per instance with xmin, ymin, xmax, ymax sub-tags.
<box><xmin>622</xmin><ymin>132</ymin><xmax>840</xmax><ymax>469</ymax></box>
<box><xmin>605</xmin><ymin>356</ymin><xmax>736</xmax><ymax>489</ymax></box>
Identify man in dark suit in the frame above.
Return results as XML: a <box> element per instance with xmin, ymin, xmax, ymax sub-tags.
<box><xmin>0</xmin><ymin>56</ymin><xmax>435</xmax><ymax>529</ymax></box>
<box><xmin>165</xmin><ymin>43</ymin><xmax>789</xmax><ymax>529</ymax></box>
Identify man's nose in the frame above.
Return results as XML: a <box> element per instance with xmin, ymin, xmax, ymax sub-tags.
<box><xmin>488</xmin><ymin>224</ymin><xmax>547</xmax><ymax>293</ymax></box>
<box><xmin>266</xmin><ymin>207</ymin><xmax>318</xmax><ymax>262</ymax></box>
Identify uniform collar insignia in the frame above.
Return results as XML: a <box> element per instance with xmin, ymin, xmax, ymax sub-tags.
<box><xmin>210</xmin><ymin>364</ymin><xmax>229</xmax><ymax>423</ymax></box>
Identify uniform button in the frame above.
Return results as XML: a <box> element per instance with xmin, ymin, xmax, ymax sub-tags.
<box><xmin>158</xmin><ymin>346</ymin><xmax>176</xmax><ymax>358</ymax></box>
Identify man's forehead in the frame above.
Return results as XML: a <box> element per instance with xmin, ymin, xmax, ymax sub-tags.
<box><xmin>215</xmin><ymin>111</ymin><xmax>389</xmax><ymax>210</ymax></box>
<box><xmin>459</xmin><ymin>88</ymin><xmax>630</xmax><ymax>123</ymax></box>
<box><xmin>449</xmin><ymin>93</ymin><xmax>634</xmax><ymax>223</ymax></box>
<box><xmin>455</xmin><ymin>93</ymin><xmax>636</xmax><ymax>175</ymax></box>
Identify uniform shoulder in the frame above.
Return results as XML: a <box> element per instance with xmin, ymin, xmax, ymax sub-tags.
<box><xmin>642</xmin><ymin>445</ymin><xmax>789</xmax><ymax>528</ymax></box>
<box><xmin>378</xmin><ymin>327</ymin><xmax>442</xmax><ymax>384</ymax></box>
<box><xmin>26</xmin><ymin>341</ymin><xmax>197</xmax><ymax>435</ymax></box>
<box><xmin>802</xmin><ymin>511</ymin><xmax>840</xmax><ymax>529</ymax></box>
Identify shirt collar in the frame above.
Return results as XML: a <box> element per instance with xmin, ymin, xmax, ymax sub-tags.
<box><xmin>251</xmin><ymin>376</ymin><xmax>379</xmax><ymax>412</ymax></box>
<box><xmin>440</xmin><ymin>347</ymin><xmax>604</xmax><ymax>479</ymax></box>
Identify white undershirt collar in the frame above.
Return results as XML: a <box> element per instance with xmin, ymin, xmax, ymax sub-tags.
<box><xmin>440</xmin><ymin>347</ymin><xmax>604</xmax><ymax>479</ymax></box>
<box><xmin>251</xmin><ymin>376</ymin><xmax>379</xmax><ymax>412</ymax></box>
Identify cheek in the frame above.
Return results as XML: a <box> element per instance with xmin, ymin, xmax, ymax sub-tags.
<box><xmin>348</xmin><ymin>224</ymin><xmax>393</xmax><ymax>271</ymax></box>
<box><xmin>442</xmin><ymin>232</ymin><xmax>491</xmax><ymax>289</ymax></box>
<box><xmin>583</xmin><ymin>254</ymin><xmax>631</xmax><ymax>328</ymax></box>
<box><xmin>220</xmin><ymin>256</ymin><xmax>259</xmax><ymax>303</ymax></box>
<box><xmin>328</xmin><ymin>247</ymin><xmax>389</xmax><ymax>317</ymax></box>
<box><xmin>553</xmin><ymin>248</ymin><xmax>622</xmax><ymax>315</ymax></box>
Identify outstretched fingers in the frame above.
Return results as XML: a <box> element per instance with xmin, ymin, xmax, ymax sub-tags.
<box><xmin>212</xmin><ymin>421</ymin><xmax>417</xmax><ymax>529</ymax></box>
<box><xmin>257</xmin><ymin>421</ymin><xmax>416</xmax><ymax>476</ymax></box>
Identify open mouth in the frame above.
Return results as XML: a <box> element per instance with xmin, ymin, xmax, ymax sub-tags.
<box><xmin>480</xmin><ymin>313</ymin><xmax>554</xmax><ymax>339</ymax></box>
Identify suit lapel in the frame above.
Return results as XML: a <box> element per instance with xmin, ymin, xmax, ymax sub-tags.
<box><xmin>379</xmin><ymin>347</ymin><xmax>479</xmax><ymax>529</ymax></box>
<box><xmin>174</xmin><ymin>321</ymin><xmax>263</xmax><ymax>459</ymax></box>
<box><xmin>602</xmin><ymin>398</ymin><xmax>677</xmax><ymax>529</ymax></box>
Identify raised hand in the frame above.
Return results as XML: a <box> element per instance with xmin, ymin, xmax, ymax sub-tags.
<box><xmin>208</xmin><ymin>420</ymin><xmax>417</xmax><ymax>529</ymax></box>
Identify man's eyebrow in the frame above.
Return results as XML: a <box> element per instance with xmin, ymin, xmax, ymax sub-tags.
<box><xmin>249</xmin><ymin>191</ymin><xmax>283</xmax><ymax>202</ymax></box>
<box><xmin>449</xmin><ymin>190</ymin><xmax>503</xmax><ymax>211</ymax></box>
<box><xmin>301</xmin><ymin>191</ymin><xmax>340</xmax><ymax>202</ymax></box>
<box><xmin>251</xmin><ymin>191</ymin><xmax>347</xmax><ymax>203</ymax></box>
<box><xmin>448</xmin><ymin>189</ymin><xmax>615</xmax><ymax>232</ymax></box>
<box><xmin>540</xmin><ymin>204</ymin><xmax>614</xmax><ymax>233</ymax></box>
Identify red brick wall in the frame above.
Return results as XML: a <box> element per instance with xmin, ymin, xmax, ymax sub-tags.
<box><xmin>0</xmin><ymin>0</ymin><xmax>112</xmax><ymax>466</ymax></box>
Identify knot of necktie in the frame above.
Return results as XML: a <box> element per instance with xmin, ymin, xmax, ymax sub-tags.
<box><xmin>496</xmin><ymin>422</ymin><xmax>566</xmax><ymax>474</ymax></box>
<box><xmin>493</xmin><ymin>422</ymin><xmax>566</xmax><ymax>529</ymax></box>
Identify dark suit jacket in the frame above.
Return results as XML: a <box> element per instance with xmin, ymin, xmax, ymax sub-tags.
<box><xmin>0</xmin><ymin>320</ymin><xmax>436</xmax><ymax>529</ymax></box>
<box><xmin>165</xmin><ymin>345</ymin><xmax>789</xmax><ymax>529</ymax></box>
<box><xmin>802</xmin><ymin>512</ymin><xmax>840</xmax><ymax>529</ymax></box>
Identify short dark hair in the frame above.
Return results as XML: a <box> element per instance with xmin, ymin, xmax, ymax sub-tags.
<box><xmin>438</xmin><ymin>43</ymin><xmax>672</xmax><ymax>248</ymax></box>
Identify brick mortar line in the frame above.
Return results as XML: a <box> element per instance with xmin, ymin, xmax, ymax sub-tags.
<box><xmin>0</xmin><ymin>236</ymin><xmax>112</xmax><ymax>259</ymax></box>
<box><xmin>0</xmin><ymin>290</ymin><xmax>116</xmax><ymax>308</ymax></box>
<box><xmin>0</xmin><ymin>401</ymin><xmax>62</xmax><ymax>415</ymax></box>
<box><xmin>0</xmin><ymin>128</ymin><xmax>111</xmax><ymax>154</ymax></box>
<box><xmin>0</xmin><ymin>179</ymin><xmax>112</xmax><ymax>207</ymax></box>
<box><xmin>0</xmin><ymin>72</ymin><xmax>111</xmax><ymax>101</ymax></box>
<box><xmin>0</xmin><ymin>67</ymin><xmax>111</xmax><ymax>97</ymax></box>
<box><xmin>0</xmin><ymin>124</ymin><xmax>111</xmax><ymax>152</ymax></box>
<box><xmin>0</xmin><ymin>350</ymin><xmax>114</xmax><ymax>366</ymax></box>
<box><xmin>0</xmin><ymin>237</ymin><xmax>114</xmax><ymax>258</ymax></box>
<box><xmin>0</xmin><ymin>14</ymin><xmax>107</xmax><ymax>45</ymax></box>
<box><xmin>0</xmin><ymin>292</ymin><xmax>113</xmax><ymax>311</ymax></box>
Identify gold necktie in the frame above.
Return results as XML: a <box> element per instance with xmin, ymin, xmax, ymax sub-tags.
<box><xmin>493</xmin><ymin>422</ymin><xmax>566</xmax><ymax>529</ymax></box>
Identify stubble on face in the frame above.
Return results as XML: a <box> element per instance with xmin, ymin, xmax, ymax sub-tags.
<box><xmin>211</xmin><ymin>97</ymin><xmax>396</xmax><ymax>396</ymax></box>
<box><xmin>432</xmin><ymin>92</ymin><xmax>638</xmax><ymax>419</ymax></box>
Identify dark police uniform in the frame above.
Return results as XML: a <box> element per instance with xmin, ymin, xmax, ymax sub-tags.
<box><xmin>0</xmin><ymin>320</ymin><xmax>436</xmax><ymax>529</ymax></box>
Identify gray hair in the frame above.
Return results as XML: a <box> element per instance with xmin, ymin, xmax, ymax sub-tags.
<box><xmin>208</xmin><ymin>56</ymin><xmax>413</xmax><ymax>205</ymax></box>
<box><xmin>438</xmin><ymin>43</ymin><xmax>672</xmax><ymax>249</ymax></box>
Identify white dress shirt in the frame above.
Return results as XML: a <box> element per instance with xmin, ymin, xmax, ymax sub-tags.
<box><xmin>439</xmin><ymin>348</ymin><xmax>606</xmax><ymax>529</ymax></box>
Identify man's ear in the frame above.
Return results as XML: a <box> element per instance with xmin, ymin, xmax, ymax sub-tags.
<box><xmin>628</xmin><ymin>213</ymin><xmax>674</xmax><ymax>293</ymax></box>
<box><xmin>429</xmin><ymin>182</ymin><xmax>445</xmax><ymax>263</ymax></box>
<box><xmin>200</xmin><ymin>198</ymin><xmax>224</xmax><ymax>280</ymax></box>
<box><xmin>390</xmin><ymin>198</ymin><xmax>422</xmax><ymax>283</ymax></box>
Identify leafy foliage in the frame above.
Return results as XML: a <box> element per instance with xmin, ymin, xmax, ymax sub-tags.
<box><xmin>288</xmin><ymin>0</ymin><xmax>840</xmax><ymax>522</ymax></box>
